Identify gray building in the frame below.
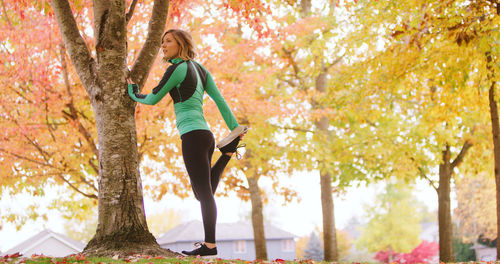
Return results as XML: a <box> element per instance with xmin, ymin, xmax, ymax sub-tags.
<box><xmin>157</xmin><ymin>220</ymin><xmax>297</xmax><ymax>260</ymax></box>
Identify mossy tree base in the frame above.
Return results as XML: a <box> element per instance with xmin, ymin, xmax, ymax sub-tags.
<box><xmin>82</xmin><ymin>230</ymin><xmax>181</xmax><ymax>258</ymax></box>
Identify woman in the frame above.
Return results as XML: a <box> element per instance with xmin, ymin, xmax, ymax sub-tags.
<box><xmin>127</xmin><ymin>29</ymin><xmax>247</xmax><ymax>258</ymax></box>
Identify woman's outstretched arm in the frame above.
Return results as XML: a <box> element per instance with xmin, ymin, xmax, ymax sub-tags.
<box><xmin>204</xmin><ymin>69</ymin><xmax>239</xmax><ymax>131</ymax></box>
<box><xmin>128</xmin><ymin>62</ymin><xmax>187</xmax><ymax>105</ymax></box>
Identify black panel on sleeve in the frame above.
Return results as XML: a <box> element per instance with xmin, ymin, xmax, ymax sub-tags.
<box><xmin>152</xmin><ymin>62</ymin><xmax>182</xmax><ymax>95</ymax></box>
<box><xmin>192</xmin><ymin>61</ymin><xmax>208</xmax><ymax>90</ymax></box>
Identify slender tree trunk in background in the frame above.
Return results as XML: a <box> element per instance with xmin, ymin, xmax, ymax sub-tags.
<box><xmin>234</xmin><ymin>17</ymin><xmax>269</xmax><ymax>259</ymax></box>
<box><xmin>486</xmin><ymin>51</ymin><xmax>500</xmax><ymax>260</ymax></box>
<box><xmin>50</xmin><ymin>0</ymin><xmax>173</xmax><ymax>257</ymax></box>
<box><xmin>247</xmin><ymin>170</ymin><xmax>268</xmax><ymax>260</ymax></box>
<box><xmin>299</xmin><ymin>0</ymin><xmax>339</xmax><ymax>260</ymax></box>
<box><xmin>437</xmin><ymin>146</ymin><xmax>454</xmax><ymax>262</ymax></box>
<box><xmin>320</xmin><ymin>171</ymin><xmax>337</xmax><ymax>261</ymax></box>
<box><xmin>436</xmin><ymin>141</ymin><xmax>471</xmax><ymax>262</ymax></box>
<box><xmin>315</xmin><ymin>71</ymin><xmax>338</xmax><ymax>262</ymax></box>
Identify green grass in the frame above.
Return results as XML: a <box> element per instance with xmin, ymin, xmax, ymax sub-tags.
<box><xmin>0</xmin><ymin>254</ymin><xmax>316</xmax><ymax>264</ymax></box>
<box><xmin>4</xmin><ymin>255</ymin><xmax>500</xmax><ymax>264</ymax></box>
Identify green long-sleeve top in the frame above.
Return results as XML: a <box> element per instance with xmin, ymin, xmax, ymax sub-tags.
<box><xmin>128</xmin><ymin>58</ymin><xmax>239</xmax><ymax>136</ymax></box>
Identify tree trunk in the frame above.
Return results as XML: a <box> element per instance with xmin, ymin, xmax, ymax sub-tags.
<box><xmin>50</xmin><ymin>0</ymin><xmax>174</xmax><ymax>257</ymax></box>
<box><xmin>486</xmin><ymin>51</ymin><xmax>500</xmax><ymax>260</ymax></box>
<box><xmin>431</xmin><ymin>139</ymin><xmax>471</xmax><ymax>262</ymax></box>
<box><xmin>320</xmin><ymin>171</ymin><xmax>338</xmax><ymax>261</ymax></box>
<box><xmin>437</xmin><ymin>146</ymin><xmax>454</xmax><ymax>262</ymax></box>
<box><xmin>315</xmin><ymin>70</ymin><xmax>338</xmax><ymax>261</ymax></box>
<box><xmin>83</xmin><ymin>85</ymin><xmax>164</xmax><ymax>256</ymax></box>
<box><xmin>297</xmin><ymin>0</ymin><xmax>339</xmax><ymax>259</ymax></box>
<box><xmin>84</xmin><ymin>1</ymin><xmax>164</xmax><ymax>257</ymax></box>
<box><xmin>248</xmin><ymin>175</ymin><xmax>268</xmax><ymax>260</ymax></box>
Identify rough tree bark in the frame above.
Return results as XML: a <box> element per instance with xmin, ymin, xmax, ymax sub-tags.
<box><xmin>299</xmin><ymin>0</ymin><xmax>338</xmax><ymax>261</ymax></box>
<box><xmin>229</xmin><ymin>23</ymin><xmax>269</xmax><ymax>260</ymax></box>
<box><xmin>432</xmin><ymin>142</ymin><xmax>471</xmax><ymax>262</ymax></box>
<box><xmin>315</xmin><ymin>71</ymin><xmax>338</xmax><ymax>262</ymax></box>
<box><xmin>50</xmin><ymin>0</ymin><xmax>175</xmax><ymax>257</ymax></box>
<box><xmin>241</xmin><ymin>149</ymin><xmax>268</xmax><ymax>260</ymax></box>
<box><xmin>486</xmin><ymin>50</ymin><xmax>500</xmax><ymax>260</ymax></box>
<box><xmin>437</xmin><ymin>145</ymin><xmax>454</xmax><ymax>262</ymax></box>
<box><xmin>247</xmin><ymin>174</ymin><xmax>268</xmax><ymax>260</ymax></box>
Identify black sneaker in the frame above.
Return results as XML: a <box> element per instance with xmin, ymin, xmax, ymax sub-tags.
<box><xmin>219</xmin><ymin>136</ymin><xmax>241</xmax><ymax>154</ymax></box>
<box><xmin>181</xmin><ymin>242</ymin><xmax>218</xmax><ymax>258</ymax></box>
<box><xmin>217</xmin><ymin>125</ymin><xmax>248</xmax><ymax>154</ymax></box>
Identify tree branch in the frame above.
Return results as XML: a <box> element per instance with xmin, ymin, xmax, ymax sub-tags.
<box><xmin>23</xmin><ymin>134</ymin><xmax>52</xmax><ymax>160</ymax></box>
<box><xmin>59</xmin><ymin>43</ymin><xmax>73</xmax><ymax>98</ymax></box>
<box><xmin>88</xmin><ymin>158</ymin><xmax>99</xmax><ymax>177</ymax></box>
<box><xmin>0</xmin><ymin>147</ymin><xmax>74</xmax><ymax>172</ymax></box>
<box><xmin>282</xmin><ymin>47</ymin><xmax>307</xmax><ymax>91</ymax></box>
<box><xmin>325</xmin><ymin>55</ymin><xmax>345</xmax><ymax>70</ymax></box>
<box><xmin>130</xmin><ymin>0</ymin><xmax>169</xmax><ymax>88</ymax></box>
<box><xmin>270</xmin><ymin>124</ymin><xmax>315</xmax><ymax>133</ymax></box>
<box><xmin>80</xmin><ymin>174</ymin><xmax>98</xmax><ymax>192</ymax></box>
<box><xmin>1</xmin><ymin>122</ymin><xmax>69</xmax><ymax>127</ymax></box>
<box><xmin>61</xmin><ymin>107</ymin><xmax>99</xmax><ymax>160</ymax></box>
<box><xmin>279</xmin><ymin>77</ymin><xmax>298</xmax><ymax>88</ymax></box>
<box><xmin>50</xmin><ymin>0</ymin><xmax>97</xmax><ymax>94</ymax></box>
<box><xmin>419</xmin><ymin>166</ymin><xmax>438</xmax><ymax>191</ymax></box>
<box><xmin>5</xmin><ymin>82</ymin><xmax>34</xmax><ymax>104</ymax></box>
<box><xmin>126</xmin><ymin>0</ymin><xmax>139</xmax><ymax>24</ymax></box>
<box><xmin>58</xmin><ymin>174</ymin><xmax>98</xmax><ymax>199</ymax></box>
<box><xmin>59</xmin><ymin>43</ymin><xmax>99</xmax><ymax>160</ymax></box>
<box><xmin>451</xmin><ymin>140</ymin><xmax>473</xmax><ymax>169</ymax></box>
<box><xmin>1</xmin><ymin>0</ymin><xmax>13</xmax><ymax>28</ymax></box>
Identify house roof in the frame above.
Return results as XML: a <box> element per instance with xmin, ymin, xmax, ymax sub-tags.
<box><xmin>470</xmin><ymin>243</ymin><xmax>491</xmax><ymax>250</ymax></box>
<box><xmin>157</xmin><ymin>220</ymin><xmax>297</xmax><ymax>245</ymax></box>
<box><xmin>4</xmin><ymin>229</ymin><xmax>85</xmax><ymax>255</ymax></box>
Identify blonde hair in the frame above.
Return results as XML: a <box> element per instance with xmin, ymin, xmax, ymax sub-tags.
<box><xmin>162</xmin><ymin>29</ymin><xmax>196</xmax><ymax>61</ymax></box>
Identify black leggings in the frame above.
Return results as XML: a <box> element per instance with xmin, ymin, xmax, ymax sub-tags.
<box><xmin>181</xmin><ymin>129</ymin><xmax>231</xmax><ymax>243</ymax></box>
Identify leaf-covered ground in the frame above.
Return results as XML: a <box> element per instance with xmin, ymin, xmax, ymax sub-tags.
<box><xmin>0</xmin><ymin>254</ymin><xmax>318</xmax><ymax>264</ymax></box>
<box><xmin>2</xmin><ymin>254</ymin><xmax>500</xmax><ymax>264</ymax></box>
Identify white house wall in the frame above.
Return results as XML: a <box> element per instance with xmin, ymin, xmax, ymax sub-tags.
<box><xmin>162</xmin><ymin>239</ymin><xmax>296</xmax><ymax>261</ymax></box>
<box><xmin>476</xmin><ymin>247</ymin><xmax>496</xmax><ymax>261</ymax></box>
<box><xmin>22</xmin><ymin>237</ymin><xmax>79</xmax><ymax>257</ymax></box>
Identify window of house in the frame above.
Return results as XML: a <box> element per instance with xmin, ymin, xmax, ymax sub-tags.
<box><xmin>234</xmin><ymin>240</ymin><xmax>246</xmax><ymax>253</ymax></box>
<box><xmin>282</xmin><ymin>239</ymin><xmax>294</xmax><ymax>252</ymax></box>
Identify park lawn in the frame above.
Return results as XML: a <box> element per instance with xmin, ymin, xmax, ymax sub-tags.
<box><xmin>3</xmin><ymin>255</ymin><xmax>499</xmax><ymax>264</ymax></box>
<box><xmin>0</xmin><ymin>254</ymin><xmax>318</xmax><ymax>264</ymax></box>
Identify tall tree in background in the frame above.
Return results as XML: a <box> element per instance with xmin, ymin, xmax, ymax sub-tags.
<box><xmin>194</xmin><ymin>12</ymin><xmax>300</xmax><ymax>259</ymax></box>
<box><xmin>379</xmin><ymin>1</ymin><xmax>498</xmax><ymax>259</ymax></box>
<box><xmin>345</xmin><ymin>0</ymin><xmax>499</xmax><ymax>261</ymax></box>
<box><xmin>270</xmin><ymin>0</ymin><xmax>423</xmax><ymax>260</ymax></box>
<box><xmin>270</xmin><ymin>0</ymin><xmax>343</xmax><ymax>259</ymax></box>
<box><xmin>305</xmin><ymin>0</ymin><xmax>338</xmax><ymax>259</ymax></box>
<box><xmin>484</xmin><ymin>4</ymin><xmax>500</xmax><ymax>258</ymax></box>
